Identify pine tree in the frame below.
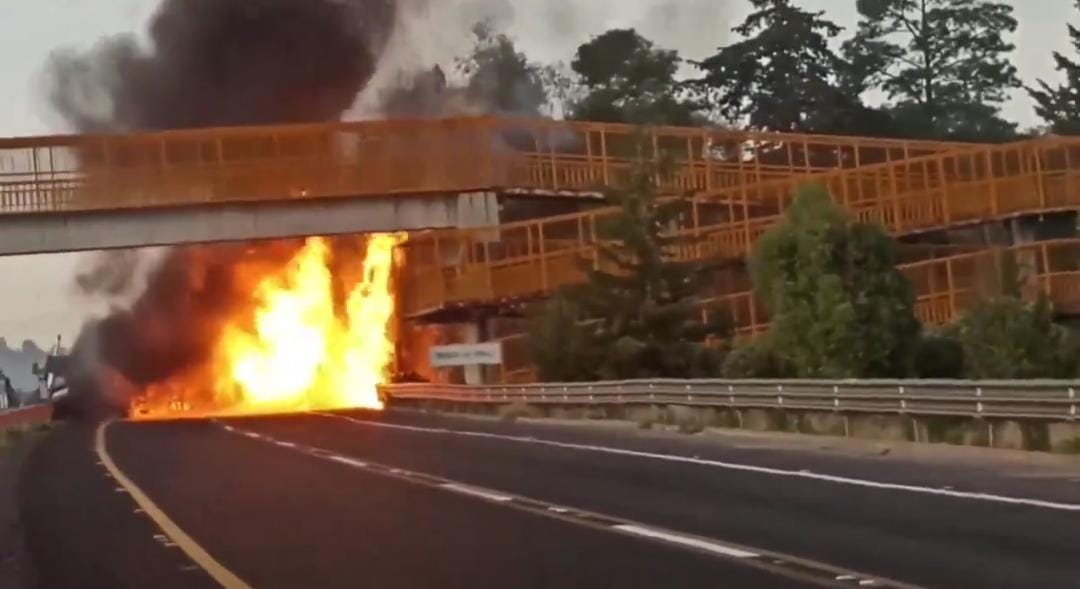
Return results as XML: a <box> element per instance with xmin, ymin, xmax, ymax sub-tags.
<box><xmin>529</xmin><ymin>151</ymin><xmax>727</xmax><ymax>380</ymax></box>
<box><xmin>695</xmin><ymin>0</ymin><xmax>873</xmax><ymax>133</ymax></box>
<box><xmin>845</xmin><ymin>0</ymin><xmax>1020</xmax><ymax>141</ymax></box>
<box><xmin>1029</xmin><ymin>1</ymin><xmax>1080</xmax><ymax>134</ymax></box>
<box><xmin>569</xmin><ymin>29</ymin><xmax>701</xmax><ymax>125</ymax></box>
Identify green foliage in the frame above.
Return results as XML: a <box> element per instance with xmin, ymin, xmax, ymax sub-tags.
<box><xmin>954</xmin><ymin>296</ymin><xmax>1078</xmax><ymax>379</ymax></box>
<box><xmin>722</xmin><ymin>338</ymin><xmax>793</xmax><ymax>378</ymax></box>
<box><xmin>527</xmin><ymin>296</ymin><xmax>599</xmax><ymax>382</ymax></box>
<box><xmin>1029</xmin><ymin>1</ymin><xmax>1080</xmax><ymax>134</ymax></box>
<box><xmin>569</xmin><ymin>29</ymin><xmax>701</xmax><ymax>125</ymax></box>
<box><xmin>455</xmin><ymin>22</ymin><xmax>548</xmax><ymax>115</ymax></box>
<box><xmin>913</xmin><ymin>331</ymin><xmax>965</xmax><ymax>379</ymax></box>
<box><xmin>571</xmin><ymin>157</ymin><xmax>728</xmax><ymax>379</ymax></box>
<box><xmin>845</xmin><ymin>0</ymin><xmax>1020</xmax><ymax>141</ymax></box>
<box><xmin>695</xmin><ymin>0</ymin><xmax>879</xmax><ymax>133</ymax></box>
<box><xmin>529</xmin><ymin>151</ymin><xmax>727</xmax><ymax>381</ymax></box>
<box><xmin>751</xmin><ymin>184</ymin><xmax>920</xmax><ymax>378</ymax></box>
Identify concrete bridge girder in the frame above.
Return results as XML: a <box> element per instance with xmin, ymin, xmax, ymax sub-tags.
<box><xmin>0</xmin><ymin>191</ymin><xmax>500</xmax><ymax>256</ymax></box>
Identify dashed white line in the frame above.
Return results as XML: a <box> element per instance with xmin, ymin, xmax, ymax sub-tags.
<box><xmin>320</xmin><ymin>414</ymin><xmax>1080</xmax><ymax>512</ymax></box>
<box><xmin>440</xmin><ymin>483</ymin><xmax>513</xmax><ymax>502</ymax></box>
<box><xmin>326</xmin><ymin>455</ymin><xmax>369</xmax><ymax>469</ymax></box>
<box><xmin>613</xmin><ymin>524</ymin><xmax>759</xmax><ymax>559</ymax></box>
<box><xmin>547</xmin><ymin>506</ymin><xmax>570</xmax><ymax>514</ymax></box>
<box><xmin>836</xmin><ymin>574</ymin><xmax>857</xmax><ymax>581</ymax></box>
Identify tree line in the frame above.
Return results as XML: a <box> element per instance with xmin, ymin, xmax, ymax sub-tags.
<box><xmin>528</xmin><ymin>168</ymin><xmax>1080</xmax><ymax>382</ymax></box>
<box><xmin>393</xmin><ymin>0</ymin><xmax>1080</xmax><ymax>141</ymax></box>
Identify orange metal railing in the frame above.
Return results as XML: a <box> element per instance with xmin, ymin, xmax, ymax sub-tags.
<box><xmin>490</xmin><ymin>239</ymin><xmax>1080</xmax><ymax>383</ymax></box>
<box><xmin>0</xmin><ymin>117</ymin><xmax>967</xmax><ymax>214</ymax></box>
<box><xmin>399</xmin><ymin>137</ymin><xmax>1080</xmax><ymax>317</ymax></box>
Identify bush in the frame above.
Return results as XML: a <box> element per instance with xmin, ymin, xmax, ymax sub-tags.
<box><xmin>528</xmin><ymin>296</ymin><xmax>599</xmax><ymax>382</ymax></box>
<box><xmin>954</xmin><ymin>296</ymin><xmax>1071</xmax><ymax>379</ymax></box>
<box><xmin>751</xmin><ymin>184</ymin><xmax>919</xmax><ymax>378</ymax></box>
<box><xmin>913</xmin><ymin>332</ymin><xmax>966</xmax><ymax>379</ymax></box>
<box><xmin>496</xmin><ymin>402</ymin><xmax>543</xmax><ymax>422</ymax></box>
<box><xmin>722</xmin><ymin>339</ymin><xmax>792</xmax><ymax>378</ymax></box>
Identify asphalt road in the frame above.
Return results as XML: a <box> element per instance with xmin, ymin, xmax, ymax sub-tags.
<box><xmin>18</xmin><ymin>410</ymin><xmax>1080</xmax><ymax>588</ymax></box>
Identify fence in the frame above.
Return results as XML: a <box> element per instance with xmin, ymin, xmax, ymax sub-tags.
<box><xmin>384</xmin><ymin>379</ymin><xmax>1080</xmax><ymax>421</ymax></box>
<box><xmin>398</xmin><ymin>137</ymin><xmax>1080</xmax><ymax>317</ymax></box>
<box><xmin>0</xmin><ymin>117</ymin><xmax>966</xmax><ymax>215</ymax></box>
<box><xmin>476</xmin><ymin>238</ymin><xmax>1080</xmax><ymax>383</ymax></box>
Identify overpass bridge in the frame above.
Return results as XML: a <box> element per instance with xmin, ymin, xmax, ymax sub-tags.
<box><xmin>386</xmin><ymin>132</ymin><xmax>1080</xmax><ymax>383</ymax></box>
<box><xmin>0</xmin><ymin>117</ymin><xmax>963</xmax><ymax>255</ymax></box>
<box><xmin>4</xmin><ymin>116</ymin><xmax>1075</xmax><ymax>383</ymax></box>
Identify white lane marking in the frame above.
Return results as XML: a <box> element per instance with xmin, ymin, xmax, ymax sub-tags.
<box><xmin>614</xmin><ymin>524</ymin><xmax>758</xmax><ymax>559</ymax></box>
<box><xmin>836</xmin><ymin>574</ymin><xmax>857</xmax><ymax>581</ymax></box>
<box><xmin>319</xmin><ymin>414</ymin><xmax>1080</xmax><ymax>513</ymax></box>
<box><xmin>440</xmin><ymin>483</ymin><xmax>513</xmax><ymax>502</ymax></box>
<box><xmin>222</xmin><ymin>425</ymin><xmax>234</xmax><ymax>432</ymax></box>
<box><xmin>231</xmin><ymin>426</ymin><xmax>911</xmax><ymax>587</ymax></box>
<box><xmin>327</xmin><ymin>455</ymin><xmax>369</xmax><ymax>469</ymax></box>
<box><xmin>859</xmin><ymin>581</ymin><xmax>878</xmax><ymax>587</ymax></box>
<box><xmin>242</xmin><ymin>432</ymin><xmax>261</xmax><ymax>439</ymax></box>
<box><xmin>275</xmin><ymin>441</ymin><xmax>297</xmax><ymax>449</ymax></box>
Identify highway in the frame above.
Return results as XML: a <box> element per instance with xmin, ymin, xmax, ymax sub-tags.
<box><xmin>18</xmin><ymin>410</ymin><xmax>1080</xmax><ymax>589</ymax></box>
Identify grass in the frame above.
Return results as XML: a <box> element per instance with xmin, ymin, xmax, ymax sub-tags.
<box><xmin>496</xmin><ymin>402</ymin><xmax>543</xmax><ymax>423</ymax></box>
<box><xmin>1057</xmin><ymin>437</ymin><xmax>1080</xmax><ymax>455</ymax></box>
<box><xmin>0</xmin><ymin>422</ymin><xmax>55</xmax><ymax>453</ymax></box>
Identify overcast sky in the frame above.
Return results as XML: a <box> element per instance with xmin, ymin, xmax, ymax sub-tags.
<box><xmin>0</xmin><ymin>0</ymin><xmax>1072</xmax><ymax>347</ymax></box>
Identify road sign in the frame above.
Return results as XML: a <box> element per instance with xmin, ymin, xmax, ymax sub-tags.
<box><xmin>430</xmin><ymin>343</ymin><xmax>503</xmax><ymax>368</ymax></box>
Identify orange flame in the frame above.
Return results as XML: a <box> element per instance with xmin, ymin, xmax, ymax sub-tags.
<box><xmin>132</xmin><ymin>234</ymin><xmax>404</xmax><ymax>419</ymax></box>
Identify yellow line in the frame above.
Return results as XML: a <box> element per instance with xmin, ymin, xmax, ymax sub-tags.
<box><xmin>95</xmin><ymin>421</ymin><xmax>253</xmax><ymax>589</ymax></box>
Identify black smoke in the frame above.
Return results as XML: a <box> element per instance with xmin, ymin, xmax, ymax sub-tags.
<box><xmin>49</xmin><ymin>0</ymin><xmax>398</xmax><ymax>131</ymax></box>
<box><xmin>53</xmin><ymin>0</ymin><xmax>400</xmax><ymax>417</ymax></box>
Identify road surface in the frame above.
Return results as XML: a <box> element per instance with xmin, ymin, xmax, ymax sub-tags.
<box><xmin>18</xmin><ymin>410</ymin><xmax>1080</xmax><ymax>588</ymax></box>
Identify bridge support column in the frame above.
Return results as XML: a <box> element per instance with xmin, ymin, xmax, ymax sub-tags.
<box><xmin>459</xmin><ymin>316</ymin><xmax>496</xmax><ymax>386</ymax></box>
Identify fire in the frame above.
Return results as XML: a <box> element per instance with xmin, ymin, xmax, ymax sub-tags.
<box><xmin>132</xmin><ymin>233</ymin><xmax>404</xmax><ymax>419</ymax></box>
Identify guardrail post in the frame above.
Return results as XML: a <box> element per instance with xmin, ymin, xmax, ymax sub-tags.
<box><xmin>1071</xmin><ymin>387</ymin><xmax>1077</xmax><ymax>421</ymax></box>
<box><xmin>776</xmin><ymin>384</ymin><xmax>784</xmax><ymax>407</ymax></box>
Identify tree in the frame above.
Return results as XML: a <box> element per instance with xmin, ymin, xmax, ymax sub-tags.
<box><xmin>527</xmin><ymin>296</ymin><xmax>600</xmax><ymax>382</ymax></box>
<box><xmin>529</xmin><ymin>153</ymin><xmax>727</xmax><ymax>380</ymax></box>
<box><xmin>455</xmin><ymin>22</ymin><xmax>548</xmax><ymax>115</ymax></box>
<box><xmin>1029</xmin><ymin>1</ymin><xmax>1080</xmax><ymax>135</ymax></box>
<box><xmin>751</xmin><ymin>184</ymin><xmax>920</xmax><ymax>378</ymax></box>
<box><xmin>695</xmin><ymin>0</ymin><xmax>877</xmax><ymax>134</ymax></box>
<box><xmin>912</xmin><ymin>331</ymin><xmax>965</xmax><ymax>378</ymax></box>
<box><xmin>377</xmin><ymin>66</ymin><xmax>450</xmax><ymax>118</ymax></box>
<box><xmin>569</xmin><ymin>29</ymin><xmax>701</xmax><ymax>125</ymax></box>
<box><xmin>953</xmin><ymin>296</ymin><xmax>1077</xmax><ymax>379</ymax></box>
<box><xmin>722</xmin><ymin>338</ymin><xmax>794</xmax><ymax>378</ymax></box>
<box><xmin>844</xmin><ymin>0</ymin><xmax>1020</xmax><ymax>141</ymax></box>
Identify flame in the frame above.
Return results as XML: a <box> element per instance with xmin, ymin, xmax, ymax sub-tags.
<box><xmin>132</xmin><ymin>233</ymin><xmax>404</xmax><ymax>419</ymax></box>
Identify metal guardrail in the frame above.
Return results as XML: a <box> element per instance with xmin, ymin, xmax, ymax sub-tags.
<box><xmin>384</xmin><ymin>379</ymin><xmax>1080</xmax><ymax>421</ymax></box>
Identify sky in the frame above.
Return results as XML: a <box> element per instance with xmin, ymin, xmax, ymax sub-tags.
<box><xmin>0</xmin><ymin>0</ymin><xmax>1072</xmax><ymax>347</ymax></box>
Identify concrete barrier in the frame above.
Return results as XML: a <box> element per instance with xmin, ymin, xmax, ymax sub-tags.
<box><xmin>0</xmin><ymin>405</ymin><xmax>52</xmax><ymax>429</ymax></box>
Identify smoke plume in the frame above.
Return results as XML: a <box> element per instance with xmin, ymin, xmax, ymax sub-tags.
<box><xmin>54</xmin><ymin>0</ymin><xmax>400</xmax><ymax>416</ymax></box>
<box><xmin>48</xmin><ymin>0</ymin><xmax>398</xmax><ymax>131</ymax></box>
